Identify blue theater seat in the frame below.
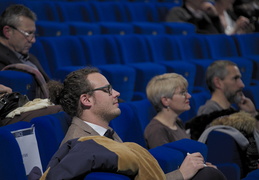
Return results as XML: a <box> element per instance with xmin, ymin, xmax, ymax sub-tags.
<box><xmin>56</xmin><ymin>1</ymin><xmax>96</xmax><ymax>22</ymax></box>
<box><xmin>206</xmin><ymin>130</ymin><xmax>244</xmax><ymax>179</ymax></box>
<box><xmin>99</xmin><ymin>22</ymin><xmax>134</xmax><ymax>35</ymax></box>
<box><xmin>176</xmin><ymin>34</ymin><xmax>213</xmax><ymax>91</ymax></box>
<box><xmin>68</xmin><ymin>22</ymin><xmax>101</xmax><ymax>35</ymax></box>
<box><xmin>125</xmin><ymin>2</ymin><xmax>160</xmax><ymax>22</ymax></box>
<box><xmin>114</xmin><ymin>35</ymin><xmax>167</xmax><ymax>98</ymax></box>
<box><xmin>145</xmin><ymin>35</ymin><xmax>197</xmax><ymax>93</ymax></box>
<box><xmin>40</xmin><ymin>36</ymin><xmax>86</xmax><ymax>81</ymax></box>
<box><xmin>0</xmin><ymin>70</ymin><xmax>36</xmax><ymax>100</ymax></box>
<box><xmin>0</xmin><ymin>121</ymin><xmax>30</xmax><ymax>180</ymax></box>
<box><xmin>242</xmin><ymin>169</ymin><xmax>259</xmax><ymax>180</ymax></box>
<box><xmin>163</xmin><ymin>22</ymin><xmax>196</xmax><ymax>35</ymax></box>
<box><xmin>149</xmin><ymin>146</ymin><xmax>185</xmax><ymax>173</ymax></box>
<box><xmin>30</xmin><ymin>38</ymin><xmax>52</xmax><ymax>78</ymax></box>
<box><xmin>79</xmin><ymin>35</ymin><xmax>136</xmax><ymax>102</ymax></box>
<box><xmin>110</xmin><ymin>102</ymin><xmax>146</xmax><ymax>148</ymax></box>
<box><xmin>36</xmin><ymin>21</ymin><xmax>70</xmax><ymax>37</ymax></box>
<box><xmin>91</xmin><ymin>1</ymin><xmax>128</xmax><ymax>22</ymax></box>
<box><xmin>23</xmin><ymin>0</ymin><xmax>59</xmax><ymax>21</ymax></box>
<box><xmin>233</xmin><ymin>33</ymin><xmax>259</xmax><ymax>80</ymax></box>
<box><xmin>132</xmin><ymin>22</ymin><xmax>165</xmax><ymax>35</ymax></box>
<box><xmin>84</xmin><ymin>172</ymin><xmax>131</xmax><ymax>180</ymax></box>
<box><xmin>30</xmin><ymin>112</ymin><xmax>71</xmax><ymax>171</ymax></box>
<box><xmin>128</xmin><ymin>99</ymin><xmax>156</xmax><ymax>133</ymax></box>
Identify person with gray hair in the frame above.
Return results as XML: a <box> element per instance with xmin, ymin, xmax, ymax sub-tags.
<box><xmin>198</xmin><ymin>60</ymin><xmax>257</xmax><ymax>116</ymax></box>
<box><xmin>0</xmin><ymin>4</ymin><xmax>49</xmax><ymax>82</ymax></box>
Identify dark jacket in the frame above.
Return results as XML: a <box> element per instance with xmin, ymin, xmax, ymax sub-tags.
<box><xmin>166</xmin><ymin>5</ymin><xmax>224</xmax><ymax>34</ymax></box>
<box><xmin>0</xmin><ymin>42</ymin><xmax>50</xmax><ymax>82</ymax></box>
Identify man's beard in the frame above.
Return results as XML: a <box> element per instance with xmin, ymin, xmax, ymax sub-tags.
<box><xmin>225</xmin><ymin>90</ymin><xmax>243</xmax><ymax>104</ymax></box>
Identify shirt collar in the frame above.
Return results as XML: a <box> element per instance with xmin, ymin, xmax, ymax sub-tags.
<box><xmin>84</xmin><ymin>121</ymin><xmax>108</xmax><ymax>136</ymax></box>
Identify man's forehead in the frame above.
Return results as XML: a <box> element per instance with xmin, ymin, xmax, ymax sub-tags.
<box><xmin>88</xmin><ymin>73</ymin><xmax>108</xmax><ymax>87</ymax></box>
<box><xmin>226</xmin><ymin>65</ymin><xmax>241</xmax><ymax>77</ymax></box>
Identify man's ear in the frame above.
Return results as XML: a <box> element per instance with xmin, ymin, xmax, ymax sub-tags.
<box><xmin>213</xmin><ymin>77</ymin><xmax>222</xmax><ymax>89</ymax></box>
<box><xmin>2</xmin><ymin>25</ymin><xmax>11</xmax><ymax>39</ymax></box>
<box><xmin>80</xmin><ymin>94</ymin><xmax>92</xmax><ymax>107</ymax></box>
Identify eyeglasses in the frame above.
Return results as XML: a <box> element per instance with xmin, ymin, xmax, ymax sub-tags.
<box><xmin>174</xmin><ymin>90</ymin><xmax>189</xmax><ymax>97</ymax></box>
<box><xmin>8</xmin><ymin>25</ymin><xmax>37</xmax><ymax>42</ymax></box>
<box><xmin>90</xmin><ymin>84</ymin><xmax>113</xmax><ymax>96</ymax></box>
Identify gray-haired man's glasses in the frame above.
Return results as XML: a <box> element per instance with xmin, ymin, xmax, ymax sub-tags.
<box><xmin>8</xmin><ymin>25</ymin><xmax>37</xmax><ymax>42</ymax></box>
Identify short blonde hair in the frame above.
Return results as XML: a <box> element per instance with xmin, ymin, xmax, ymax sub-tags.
<box><xmin>146</xmin><ymin>73</ymin><xmax>188</xmax><ymax>112</ymax></box>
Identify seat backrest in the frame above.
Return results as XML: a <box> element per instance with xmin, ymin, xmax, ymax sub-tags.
<box><xmin>206</xmin><ymin>130</ymin><xmax>245</xmax><ymax>177</ymax></box>
<box><xmin>145</xmin><ymin>35</ymin><xmax>182</xmax><ymax>62</ymax></box>
<box><xmin>125</xmin><ymin>2</ymin><xmax>159</xmax><ymax>22</ymax></box>
<box><xmin>0</xmin><ymin>70</ymin><xmax>36</xmax><ymax>100</ymax></box>
<box><xmin>79</xmin><ymin>35</ymin><xmax>122</xmax><ymax>65</ymax></box>
<box><xmin>0</xmin><ymin>121</ymin><xmax>32</xmax><ymax>180</ymax></box>
<box><xmin>233</xmin><ymin>33</ymin><xmax>259</xmax><ymax>56</ymax></box>
<box><xmin>110</xmin><ymin>102</ymin><xmax>146</xmax><ymax>148</ymax></box>
<box><xmin>91</xmin><ymin>2</ymin><xmax>128</xmax><ymax>22</ymax></box>
<box><xmin>40</xmin><ymin>36</ymin><xmax>86</xmax><ymax>80</ymax></box>
<box><xmin>178</xmin><ymin>34</ymin><xmax>210</xmax><ymax>60</ymax></box>
<box><xmin>36</xmin><ymin>21</ymin><xmax>70</xmax><ymax>37</ymax></box>
<box><xmin>127</xmin><ymin>99</ymin><xmax>156</xmax><ymax>133</ymax></box>
<box><xmin>30</xmin><ymin>112</ymin><xmax>72</xmax><ymax>170</ymax></box>
<box><xmin>149</xmin><ymin>145</ymin><xmax>185</xmax><ymax>173</ymax></box>
<box><xmin>164</xmin><ymin>138</ymin><xmax>208</xmax><ymax>161</ymax></box>
<box><xmin>114</xmin><ymin>35</ymin><xmax>151</xmax><ymax>64</ymax></box>
<box><xmin>30</xmin><ymin>38</ymin><xmax>52</xmax><ymax>78</ymax></box>
<box><xmin>68</xmin><ymin>22</ymin><xmax>101</xmax><ymax>36</ymax></box>
<box><xmin>164</xmin><ymin>22</ymin><xmax>196</xmax><ymax>35</ymax></box>
<box><xmin>133</xmin><ymin>22</ymin><xmax>165</xmax><ymax>35</ymax></box>
<box><xmin>56</xmin><ymin>1</ymin><xmax>95</xmax><ymax>22</ymax></box>
<box><xmin>23</xmin><ymin>0</ymin><xmax>60</xmax><ymax>21</ymax></box>
<box><xmin>205</xmin><ymin>34</ymin><xmax>239</xmax><ymax>58</ymax></box>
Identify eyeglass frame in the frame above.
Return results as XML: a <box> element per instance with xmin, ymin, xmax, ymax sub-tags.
<box><xmin>173</xmin><ymin>89</ymin><xmax>189</xmax><ymax>98</ymax></box>
<box><xmin>8</xmin><ymin>25</ymin><xmax>37</xmax><ymax>42</ymax></box>
<box><xmin>89</xmin><ymin>84</ymin><xmax>113</xmax><ymax>96</ymax></box>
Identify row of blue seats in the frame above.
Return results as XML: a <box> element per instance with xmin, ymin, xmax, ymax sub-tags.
<box><xmin>1</xmin><ymin>0</ymin><xmax>180</xmax><ymax>22</ymax></box>
<box><xmin>36</xmin><ymin>21</ymin><xmax>196</xmax><ymax>36</ymax></box>
<box><xmin>1</xmin><ymin>100</ymin><xmax>259</xmax><ymax>179</ymax></box>
<box><xmin>0</xmin><ymin>104</ymin><xmax>209</xmax><ymax>179</ymax></box>
<box><xmin>29</xmin><ymin>33</ymin><xmax>259</xmax><ymax>108</ymax></box>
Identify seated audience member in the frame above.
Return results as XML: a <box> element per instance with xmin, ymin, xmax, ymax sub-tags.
<box><xmin>0</xmin><ymin>84</ymin><xmax>12</xmax><ymax>93</ymax></box>
<box><xmin>144</xmin><ymin>73</ymin><xmax>192</xmax><ymax>149</ymax></box>
<box><xmin>187</xmin><ymin>60</ymin><xmax>258</xmax><ymax>138</ymax></box>
<box><xmin>233</xmin><ymin>0</ymin><xmax>259</xmax><ymax>31</ymax></box>
<box><xmin>0</xmin><ymin>4</ymin><xmax>50</xmax><ymax>99</ymax></box>
<box><xmin>197</xmin><ymin>60</ymin><xmax>257</xmax><ymax>117</ymax></box>
<box><xmin>186</xmin><ymin>60</ymin><xmax>259</xmax><ymax>176</ymax></box>
<box><xmin>44</xmin><ymin>67</ymin><xmax>226</xmax><ymax>180</ymax></box>
<box><xmin>213</xmin><ymin>0</ymin><xmax>255</xmax><ymax>34</ymax></box>
<box><xmin>165</xmin><ymin>0</ymin><xmax>223</xmax><ymax>34</ymax></box>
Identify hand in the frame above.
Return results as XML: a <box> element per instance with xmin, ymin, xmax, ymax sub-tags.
<box><xmin>238</xmin><ymin>94</ymin><xmax>257</xmax><ymax>117</ymax></box>
<box><xmin>0</xmin><ymin>84</ymin><xmax>12</xmax><ymax>94</ymax></box>
<box><xmin>201</xmin><ymin>2</ymin><xmax>218</xmax><ymax>17</ymax></box>
<box><xmin>179</xmin><ymin>152</ymin><xmax>206</xmax><ymax>180</ymax></box>
<box><xmin>235</xmin><ymin>16</ymin><xmax>255</xmax><ymax>33</ymax></box>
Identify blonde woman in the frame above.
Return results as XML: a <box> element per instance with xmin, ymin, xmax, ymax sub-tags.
<box><xmin>145</xmin><ymin>73</ymin><xmax>191</xmax><ymax>149</ymax></box>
